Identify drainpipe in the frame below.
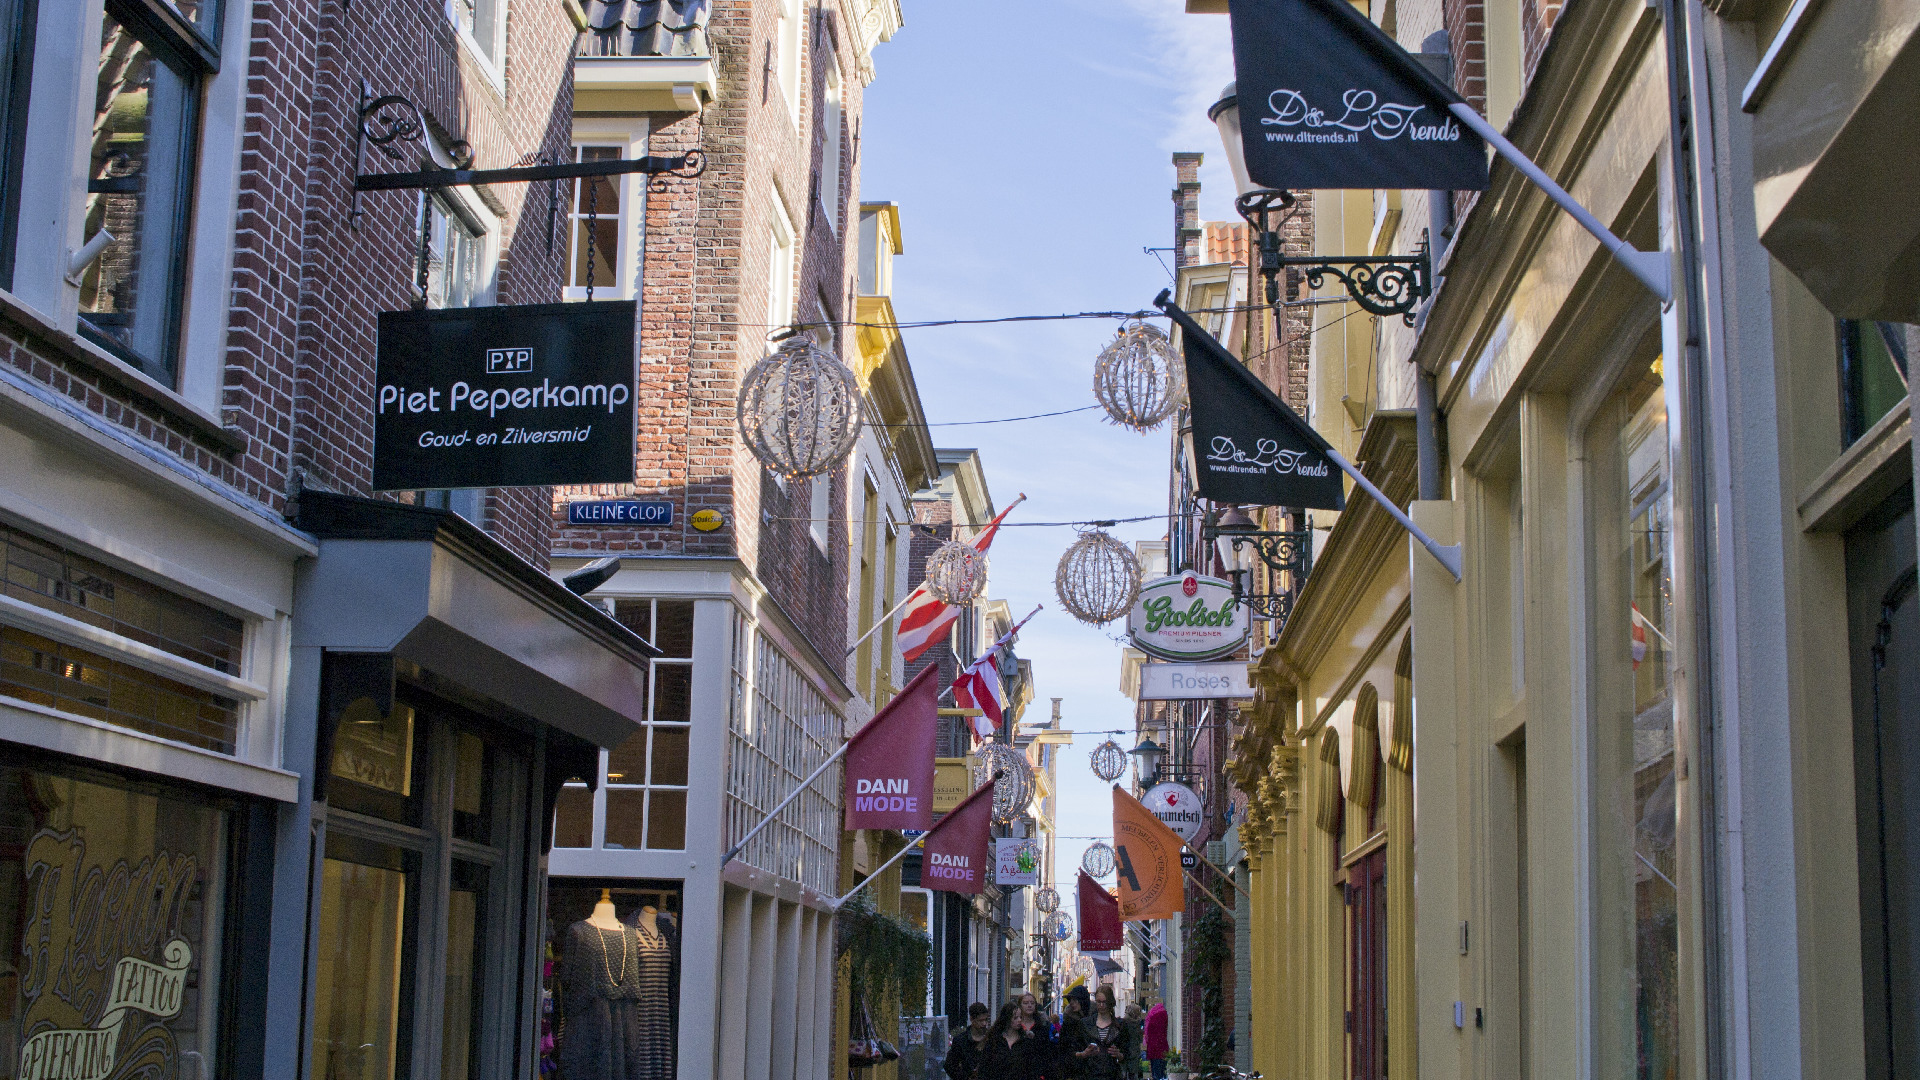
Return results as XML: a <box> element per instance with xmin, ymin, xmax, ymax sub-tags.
<box><xmin>1414</xmin><ymin>32</ymin><xmax>1453</xmax><ymax>503</ymax></box>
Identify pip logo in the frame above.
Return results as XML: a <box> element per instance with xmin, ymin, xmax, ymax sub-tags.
<box><xmin>486</xmin><ymin>347</ymin><xmax>532</xmax><ymax>374</ymax></box>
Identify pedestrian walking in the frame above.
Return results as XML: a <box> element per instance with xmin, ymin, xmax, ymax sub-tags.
<box><xmin>946</xmin><ymin>1003</ymin><xmax>992</xmax><ymax>1080</ymax></box>
<box><xmin>1142</xmin><ymin>998</ymin><xmax>1169</xmax><ymax>1080</ymax></box>
<box><xmin>1066</xmin><ymin>985</ymin><xmax>1137</xmax><ymax>1080</ymax></box>
<box><xmin>980</xmin><ymin>1002</ymin><xmax>1044</xmax><ymax>1080</ymax></box>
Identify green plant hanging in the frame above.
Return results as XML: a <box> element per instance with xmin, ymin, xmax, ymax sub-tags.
<box><xmin>836</xmin><ymin>891</ymin><xmax>933</xmax><ymax>1011</ymax></box>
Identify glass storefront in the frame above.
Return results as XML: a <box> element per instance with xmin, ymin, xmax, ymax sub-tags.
<box><xmin>538</xmin><ymin>881</ymin><xmax>681</xmax><ymax>1080</ymax></box>
<box><xmin>0</xmin><ymin>758</ymin><xmax>230</xmax><ymax>1080</ymax></box>
<box><xmin>1590</xmin><ymin>359</ymin><xmax>1681</xmax><ymax>1080</ymax></box>
<box><xmin>311</xmin><ymin>690</ymin><xmax>532</xmax><ymax>1080</ymax></box>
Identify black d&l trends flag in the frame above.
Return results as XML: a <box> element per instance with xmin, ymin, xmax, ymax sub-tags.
<box><xmin>1228</xmin><ymin>0</ymin><xmax>1489</xmax><ymax>192</ymax></box>
<box><xmin>1157</xmin><ymin>292</ymin><xmax>1346</xmax><ymax>511</ymax></box>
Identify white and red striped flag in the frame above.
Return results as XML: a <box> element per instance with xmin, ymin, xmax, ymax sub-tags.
<box><xmin>951</xmin><ymin>605</ymin><xmax>1041</xmax><ymax>742</ymax></box>
<box><xmin>897</xmin><ymin>496</ymin><xmax>1025</xmax><ymax>663</ymax></box>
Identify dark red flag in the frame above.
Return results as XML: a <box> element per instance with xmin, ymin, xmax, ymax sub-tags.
<box><xmin>920</xmin><ymin>778</ymin><xmax>996</xmax><ymax>895</ymax></box>
<box><xmin>844</xmin><ymin>665</ymin><xmax>940</xmax><ymax>831</ymax></box>
<box><xmin>1078</xmin><ymin>870</ymin><xmax>1123</xmax><ymax>952</ymax></box>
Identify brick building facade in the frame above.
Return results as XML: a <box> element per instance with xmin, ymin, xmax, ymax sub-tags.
<box><xmin>1</xmin><ymin>1</ymin><xmax>662</xmax><ymax>1079</ymax></box>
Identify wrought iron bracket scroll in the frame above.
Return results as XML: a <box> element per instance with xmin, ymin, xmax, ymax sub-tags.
<box><xmin>350</xmin><ymin>87</ymin><xmax>705</xmax><ymax>228</ymax></box>
<box><xmin>1280</xmin><ymin>242</ymin><xmax>1432</xmax><ymax>326</ymax></box>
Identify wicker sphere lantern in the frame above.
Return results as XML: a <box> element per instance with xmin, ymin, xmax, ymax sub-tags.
<box><xmin>1054</xmin><ymin>530</ymin><xmax>1142</xmax><ymax>625</ymax></box>
<box><xmin>1092</xmin><ymin>320</ymin><xmax>1184</xmax><ymax>432</ymax></box>
<box><xmin>1081</xmin><ymin>841</ymin><xmax>1116</xmax><ymax>878</ymax></box>
<box><xmin>1046</xmin><ymin>911</ymin><xmax>1075</xmax><ymax>942</ymax></box>
<box><xmin>1089</xmin><ymin>739</ymin><xmax>1128</xmax><ymax>782</ymax></box>
<box><xmin>1035</xmin><ymin>885</ymin><xmax>1060</xmax><ymax>914</ymax></box>
<box><xmin>973</xmin><ymin>743</ymin><xmax>1034</xmax><ymax>823</ymax></box>
<box><xmin>736</xmin><ymin>335</ymin><xmax>863</xmax><ymax>480</ymax></box>
<box><xmin>923</xmin><ymin>539</ymin><xmax>987</xmax><ymax>604</ymax></box>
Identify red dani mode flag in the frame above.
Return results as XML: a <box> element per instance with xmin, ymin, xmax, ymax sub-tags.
<box><xmin>844</xmin><ymin>665</ymin><xmax>940</xmax><ymax>831</ymax></box>
<box><xmin>920</xmin><ymin>778</ymin><xmax>996</xmax><ymax>895</ymax></box>
<box><xmin>897</xmin><ymin>501</ymin><xmax>1019</xmax><ymax>663</ymax></box>
<box><xmin>1077</xmin><ymin>870</ymin><xmax>1124</xmax><ymax>952</ymax></box>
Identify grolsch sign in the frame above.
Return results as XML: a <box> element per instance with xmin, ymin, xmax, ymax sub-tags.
<box><xmin>373</xmin><ymin>301</ymin><xmax>637</xmax><ymax>490</ymax></box>
<box><xmin>1128</xmin><ymin>572</ymin><xmax>1250</xmax><ymax>661</ymax></box>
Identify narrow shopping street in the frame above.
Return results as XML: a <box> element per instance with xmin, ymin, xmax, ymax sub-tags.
<box><xmin>1</xmin><ymin>1</ymin><xmax>1915</xmax><ymax>1079</ymax></box>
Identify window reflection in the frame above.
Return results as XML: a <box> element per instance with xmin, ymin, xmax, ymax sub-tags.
<box><xmin>312</xmin><ymin>845</ymin><xmax>414</xmax><ymax>1080</ymax></box>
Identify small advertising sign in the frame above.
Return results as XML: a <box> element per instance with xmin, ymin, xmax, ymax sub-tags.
<box><xmin>995</xmin><ymin>838</ymin><xmax>1041</xmax><ymax>887</ymax></box>
<box><xmin>1142</xmin><ymin>782</ymin><xmax>1205</xmax><ymax>843</ymax></box>
<box><xmin>933</xmin><ymin>758</ymin><xmax>973</xmax><ymax>814</ymax></box>
<box><xmin>1127</xmin><ymin>572</ymin><xmax>1250</xmax><ymax>661</ymax></box>
<box><xmin>1138</xmin><ymin>661</ymin><xmax>1254</xmax><ymax>700</ymax></box>
<box><xmin>372</xmin><ymin>301</ymin><xmax>637</xmax><ymax>490</ymax></box>
<box><xmin>568</xmin><ymin>500</ymin><xmax>672</xmax><ymax>526</ymax></box>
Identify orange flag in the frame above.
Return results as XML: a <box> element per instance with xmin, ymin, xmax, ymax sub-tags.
<box><xmin>1112</xmin><ymin>785</ymin><xmax>1186</xmax><ymax>920</ymax></box>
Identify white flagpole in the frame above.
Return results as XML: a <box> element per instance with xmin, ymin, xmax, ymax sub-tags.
<box><xmin>1324</xmin><ymin>445</ymin><xmax>1463</xmax><ymax>583</ymax></box>
<box><xmin>830</xmin><ymin>833</ymin><xmax>926</xmax><ymax>910</ymax></box>
<box><xmin>1447</xmin><ymin>102</ymin><xmax>1671</xmax><ymax>303</ymax></box>
<box><xmin>720</xmin><ymin>741</ymin><xmax>848</xmax><ymax>867</ymax></box>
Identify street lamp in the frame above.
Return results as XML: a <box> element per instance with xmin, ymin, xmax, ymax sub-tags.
<box><xmin>1129</xmin><ymin>736</ymin><xmax>1164</xmax><ymax>788</ymax></box>
<box><xmin>1209</xmin><ymin>84</ymin><xmax>1432</xmax><ymax>324</ymax></box>
<box><xmin>1202</xmin><ymin>504</ymin><xmax>1314</xmax><ymax>624</ymax></box>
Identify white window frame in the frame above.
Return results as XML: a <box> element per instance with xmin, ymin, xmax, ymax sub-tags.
<box><xmin>777</xmin><ymin>0</ymin><xmax>804</xmax><ymax>125</ymax></box>
<box><xmin>11</xmin><ymin>0</ymin><xmax>253</xmax><ymax>420</ymax></box>
<box><xmin>446</xmin><ymin>0</ymin><xmax>507</xmax><ymax>91</ymax></box>
<box><xmin>819</xmin><ymin>62</ymin><xmax>843</xmax><ymax>234</ymax></box>
<box><xmin>809</xmin><ymin>472</ymin><xmax>831</xmax><ymax>552</ymax></box>
<box><xmin>767</xmin><ymin>200</ymin><xmax>796</xmax><ymax>332</ymax></box>
<box><xmin>414</xmin><ymin>134</ymin><xmax>500</xmax><ymax>309</ymax></box>
<box><xmin>565</xmin><ymin>121</ymin><xmax>648</xmax><ymax>302</ymax></box>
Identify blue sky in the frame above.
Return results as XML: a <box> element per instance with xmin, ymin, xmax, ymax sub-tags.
<box><xmin>859</xmin><ymin>1</ymin><xmax>1237</xmax><ymax>895</ymax></box>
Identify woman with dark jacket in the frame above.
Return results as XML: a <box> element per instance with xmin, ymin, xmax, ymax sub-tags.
<box><xmin>980</xmin><ymin>1002</ymin><xmax>1045</xmax><ymax>1080</ymax></box>
<box><xmin>1064</xmin><ymin>985</ymin><xmax>1138</xmax><ymax>1080</ymax></box>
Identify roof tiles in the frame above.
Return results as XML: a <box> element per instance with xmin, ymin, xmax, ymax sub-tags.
<box><xmin>577</xmin><ymin>0</ymin><xmax>710</xmax><ymax>58</ymax></box>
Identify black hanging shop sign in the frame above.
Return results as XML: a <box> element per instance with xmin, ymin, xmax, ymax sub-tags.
<box><xmin>1227</xmin><ymin>0</ymin><xmax>1489</xmax><ymax>192</ymax></box>
<box><xmin>1156</xmin><ymin>291</ymin><xmax>1347</xmax><ymax>512</ymax></box>
<box><xmin>373</xmin><ymin>301</ymin><xmax>638</xmax><ymax>491</ymax></box>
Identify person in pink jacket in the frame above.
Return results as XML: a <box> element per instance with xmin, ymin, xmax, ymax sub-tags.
<box><xmin>1142</xmin><ymin>998</ymin><xmax>1169</xmax><ymax>1080</ymax></box>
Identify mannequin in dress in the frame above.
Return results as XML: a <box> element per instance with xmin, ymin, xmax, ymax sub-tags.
<box><xmin>561</xmin><ymin>890</ymin><xmax>665</xmax><ymax>1080</ymax></box>
<box><xmin>588</xmin><ymin>890</ymin><xmax>622</xmax><ymax>930</ymax></box>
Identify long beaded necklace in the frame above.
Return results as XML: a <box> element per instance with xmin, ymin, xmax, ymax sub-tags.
<box><xmin>595</xmin><ymin>923</ymin><xmax>629</xmax><ymax>990</ymax></box>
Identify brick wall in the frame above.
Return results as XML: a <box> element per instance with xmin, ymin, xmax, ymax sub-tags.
<box><xmin>4</xmin><ymin>0</ymin><xmax>576</xmax><ymax>568</ymax></box>
<box><xmin>552</xmin><ymin>0</ymin><xmax>870</xmax><ymax>661</ymax></box>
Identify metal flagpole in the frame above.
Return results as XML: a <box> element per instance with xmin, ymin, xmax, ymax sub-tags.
<box><xmin>1181</xmin><ymin>867</ymin><xmax>1235</xmax><ymax>917</ymax></box>
<box><xmin>720</xmin><ymin>741</ymin><xmax>847</xmax><ymax>866</ymax></box>
<box><xmin>844</xmin><ymin>590</ymin><xmax>919</xmax><ymax>659</ymax></box>
<box><xmin>1324</xmin><ymin>444</ymin><xmax>1464</xmax><ymax>583</ymax></box>
<box><xmin>1446</xmin><ymin>102</ymin><xmax>1672</xmax><ymax>304</ymax></box>
<box><xmin>1181</xmin><ymin>840</ymin><xmax>1250</xmax><ymax>899</ymax></box>
<box><xmin>829</xmin><ymin>833</ymin><xmax>925</xmax><ymax>910</ymax></box>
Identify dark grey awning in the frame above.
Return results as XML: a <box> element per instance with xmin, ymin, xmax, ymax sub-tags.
<box><xmin>293</xmin><ymin>492</ymin><xmax>656</xmax><ymax>749</ymax></box>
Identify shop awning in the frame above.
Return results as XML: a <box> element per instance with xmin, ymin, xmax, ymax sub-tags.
<box><xmin>292</xmin><ymin>491</ymin><xmax>657</xmax><ymax>749</ymax></box>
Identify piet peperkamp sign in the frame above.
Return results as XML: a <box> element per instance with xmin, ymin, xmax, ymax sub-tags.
<box><xmin>373</xmin><ymin>301</ymin><xmax>637</xmax><ymax>490</ymax></box>
<box><xmin>1127</xmin><ymin>572</ymin><xmax>1250</xmax><ymax>661</ymax></box>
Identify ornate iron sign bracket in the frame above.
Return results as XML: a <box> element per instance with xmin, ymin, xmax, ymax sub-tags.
<box><xmin>1234</xmin><ymin>187</ymin><xmax>1432</xmax><ymax>325</ymax></box>
<box><xmin>349</xmin><ymin>85</ymin><xmax>705</xmax><ymax>230</ymax></box>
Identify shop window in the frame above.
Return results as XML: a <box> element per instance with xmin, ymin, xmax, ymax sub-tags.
<box><xmin>537</xmin><ymin>882</ymin><xmax>682</xmax><ymax>1080</ymax></box>
<box><xmin>567</xmin><ymin>145</ymin><xmax>622</xmax><ymax>299</ymax></box>
<box><xmin>76</xmin><ymin>0</ymin><xmax>222</xmax><ymax>384</ymax></box>
<box><xmin>725</xmin><ymin>620</ymin><xmax>842</xmax><ymax>891</ymax></box>
<box><xmin>0</xmin><ymin>521</ymin><xmax>248</xmax><ymax>753</ymax></box>
<box><xmin>317</xmin><ymin>693</ymin><xmax>530</xmax><ymax>1079</ymax></box>
<box><xmin>1588</xmin><ymin>360</ymin><xmax>1681</xmax><ymax>1080</ymax></box>
<box><xmin>0</xmin><ymin>758</ymin><xmax>231</xmax><ymax>1079</ymax></box>
<box><xmin>582</xmin><ymin>598</ymin><xmax>695</xmax><ymax>850</ymax></box>
<box><xmin>1838</xmin><ymin>319</ymin><xmax>1911</xmax><ymax>447</ymax></box>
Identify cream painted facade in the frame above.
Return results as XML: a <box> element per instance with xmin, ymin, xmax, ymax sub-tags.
<box><xmin>1211</xmin><ymin>0</ymin><xmax>1920</xmax><ymax>1073</ymax></box>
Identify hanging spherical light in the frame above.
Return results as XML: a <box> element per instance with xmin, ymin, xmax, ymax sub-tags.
<box><xmin>736</xmin><ymin>335</ymin><xmax>863</xmax><ymax>480</ymax></box>
<box><xmin>1081</xmin><ymin>841</ymin><xmax>1116</xmax><ymax>879</ymax></box>
<box><xmin>1035</xmin><ymin>885</ymin><xmax>1060</xmax><ymax>914</ymax></box>
<box><xmin>1089</xmin><ymin>739</ymin><xmax>1128</xmax><ymax>782</ymax></box>
<box><xmin>1092</xmin><ymin>320</ymin><xmax>1185</xmax><ymax>432</ymax></box>
<box><xmin>923</xmin><ymin>539</ymin><xmax>987</xmax><ymax>604</ymax></box>
<box><xmin>1046</xmin><ymin>910</ymin><xmax>1075</xmax><ymax>942</ymax></box>
<box><xmin>1054</xmin><ymin>530</ymin><xmax>1142</xmax><ymax>625</ymax></box>
<box><xmin>973</xmin><ymin>743</ymin><xmax>1034</xmax><ymax>823</ymax></box>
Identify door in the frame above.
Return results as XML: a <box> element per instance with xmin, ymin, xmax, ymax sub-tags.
<box><xmin>1348</xmin><ymin>847</ymin><xmax>1389</xmax><ymax>1080</ymax></box>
